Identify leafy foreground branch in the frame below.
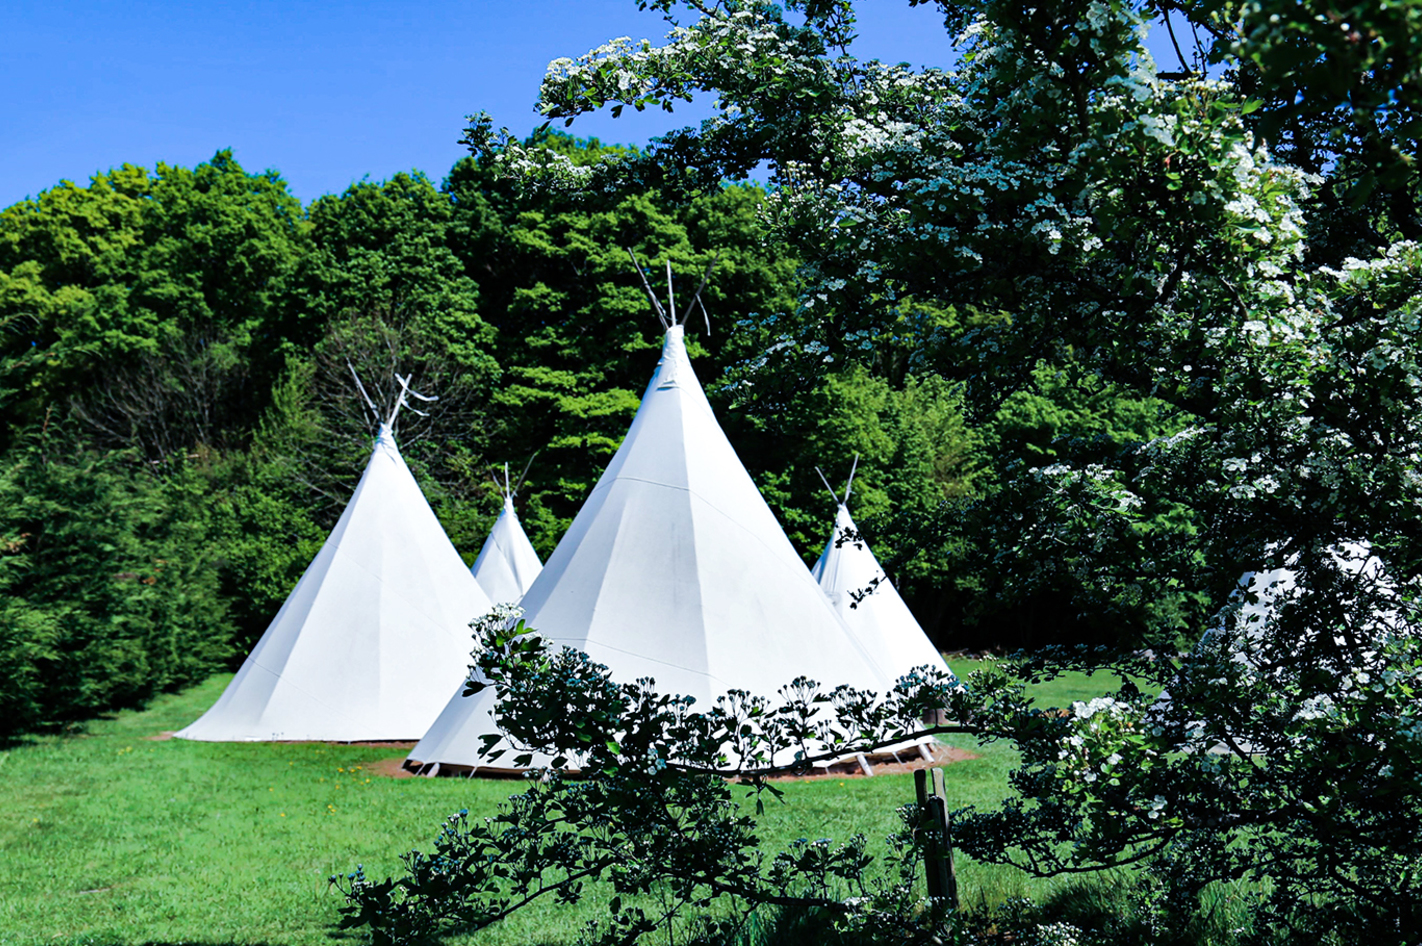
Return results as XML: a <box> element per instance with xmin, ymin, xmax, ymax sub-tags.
<box><xmin>338</xmin><ymin>572</ymin><xmax>1422</xmax><ymax>945</ymax></box>
<box><xmin>333</xmin><ymin>609</ymin><xmax>998</xmax><ymax>946</ymax></box>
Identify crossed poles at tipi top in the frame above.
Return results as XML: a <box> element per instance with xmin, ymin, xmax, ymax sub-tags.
<box><xmin>471</xmin><ymin>460</ymin><xmax>544</xmax><ymax>605</ymax></box>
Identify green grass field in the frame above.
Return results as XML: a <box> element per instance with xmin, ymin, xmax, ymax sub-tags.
<box><xmin>0</xmin><ymin>660</ymin><xmax>1122</xmax><ymax>946</ymax></box>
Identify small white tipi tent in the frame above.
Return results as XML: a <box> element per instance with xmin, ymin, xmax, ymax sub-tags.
<box><xmin>1212</xmin><ymin>540</ymin><xmax>1397</xmax><ymax>654</ymax></box>
<box><xmin>1142</xmin><ymin>541</ymin><xmax>1400</xmax><ymax>757</ymax></box>
<box><xmin>177</xmin><ymin>377</ymin><xmax>494</xmax><ymax>742</ymax></box>
<box><xmin>410</xmin><ymin>266</ymin><xmax>898</xmax><ymax>772</ymax></box>
<box><xmin>810</xmin><ymin>465</ymin><xmax>952</xmax><ymax>679</ymax></box>
<box><xmin>470</xmin><ymin>464</ymin><xmax>543</xmax><ymax>604</ymax></box>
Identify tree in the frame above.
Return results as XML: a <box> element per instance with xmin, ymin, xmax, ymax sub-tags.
<box><xmin>336</xmin><ymin>609</ymin><xmax>972</xmax><ymax>946</ymax></box>
<box><xmin>0</xmin><ymin>161</ymin><xmax>512</xmax><ymax>694</ymax></box>
<box><xmin>1158</xmin><ymin>0</ymin><xmax>1422</xmax><ymax>253</ymax></box>
<box><xmin>444</xmin><ymin>134</ymin><xmax>804</xmax><ymax>555</ymax></box>
<box><xmin>0</xmin><ymin>152</ymin><xmax>309</xmax><ymax>457</ymax></box>
<box><xmin>273</xmin><ymin>172</ymin><xmax>501</xmax><ymax>550</ymax></box>
<box><xmin>462</xmin><ymin>0</ymin><xmax>1422</xmax><ymax>937</ymax></box>
<box><xmin>0</xmin><ymin>421</ymin><xmax>230</xmax><ymax>733</ymax></box>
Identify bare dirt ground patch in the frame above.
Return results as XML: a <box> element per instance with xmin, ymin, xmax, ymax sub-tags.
<box><xmin>370</xmin><ymin>742</ymin><xmax>979</xmax><ymax>781</ymax></box>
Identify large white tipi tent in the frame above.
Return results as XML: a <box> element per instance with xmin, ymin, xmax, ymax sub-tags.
<box><xmin>411</xmin><ymin>283</ymin><xmax>898</xmax><ymax>772</ymax></box>
<box><xmin>470</xmin><ymin>465</ymin><xmax>543</xmax><ymax>604</ymax></box>
<box><xmin>810</xmin><ymin>467</ymin><xmax>952</xmax><ymax>679</ymax></box>
<box><xmin>177</xmin><ymin>380</ymin><xmax>494</xmax><ymax>742</ymax></box>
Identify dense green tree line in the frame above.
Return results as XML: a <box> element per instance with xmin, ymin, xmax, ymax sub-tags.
<box><xmin>0</xmin><ymin>113</ymin><xmax>1184</xmax><ymax>734</ymax></box>
<box><xmin>0</xmin><ymin>136</ymin><xmax>1030</xmax><ymax>734</ymax></box>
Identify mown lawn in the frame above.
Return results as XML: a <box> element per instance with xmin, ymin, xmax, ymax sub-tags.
<box><xmin>0</xmin><ymin>659</ymin><xmax>1123</xmax><ymax>946</ymax></box>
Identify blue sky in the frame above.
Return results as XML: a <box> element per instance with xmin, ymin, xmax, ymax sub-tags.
<box><xmin>2</xmin><ymin>2</ymin><xmax>1182</xmax><ymax>209</ymax></box>
<box><xmin>1</xmin><ymin>1</ymin><xmax>955</xmax><ymax>207</ymax></box>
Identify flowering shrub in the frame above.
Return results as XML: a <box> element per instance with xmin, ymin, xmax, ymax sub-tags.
<box><xmin>416</xmin><ymin>0</ymin><xmax>1422</xmax><ymax>939</ymax></box>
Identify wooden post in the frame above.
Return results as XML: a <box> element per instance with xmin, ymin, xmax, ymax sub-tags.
<box><xmin>930</xmin><ymin>767</ymin><xmax>959</xmax><ymax>910</ymax></box>
<box><xmin>913</xmin><ymin>769</ymin><xmax>943</xmax><ymax>901</ymax></box>
<box><xmin>915</xmin><ymin>767</ymin><xmax>959</xmax><ymax>910</ymax></box>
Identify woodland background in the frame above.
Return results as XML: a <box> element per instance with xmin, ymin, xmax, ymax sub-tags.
<box><xmin>8</xmin><ymin>2</ymin><xmax>1422</xmax><ymax>941</ymax></box>
<box><xmin>6</xmin><ymin>0</ymin><xmax>1414</xmax><ymax>749</ymax></box>
<box><xmin>0</xmin><ymin>134</ymin><xmax>1170</xmax><ymax>734</ymax></box>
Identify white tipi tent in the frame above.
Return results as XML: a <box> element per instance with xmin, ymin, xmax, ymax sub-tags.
<box><xmin>177</xmin><ymin>379</ymin><xmax>494</xmax><ymax>742</ymax></box>
<box><xmin>1231</xmin><ymin>542</ymin><xmax>1389</xmax><ymax>631</ymax></box>
<box><xmin>470</xmin><ymin>464</ymin><xmax>543</xmax><ymax>604</ymax></box>
<box><xmin>810</xmin><ymin>467</ymin><xmax>952</xmax><ymax>679</ymax></box>
<box><xmin>411</xmin><ymin>294</ymin><xmax>898</xmax><ymax>772</ymax></box>
<box><xmin>1210</xmin><ymin>539</ymin><xmax>1398</xmax><ymax>656</ymax></box>
<box><xmin>1148</xmin><ymin>540</ymin><xmax>1398</xmax><ymax>754</ymax></box>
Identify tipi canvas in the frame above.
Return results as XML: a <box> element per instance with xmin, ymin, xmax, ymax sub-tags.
<box><xmin>471</xmin><ymin>474</ymin><xmax>543</xmax><ymax>604</ymax></box>
<box><xmin>1210</xmin><ymin>540</ymin><xmax>1397</xmax><ymax>656</ymax></box>
<box><xmin>812</xmin><ymin>499</ymin><xmax>951</xmax><ymax>679</ymax></box>
<box><xmin>177</xmin><ymin>420</ymin><xmax>493</xmax><ymax>742</ymax></box>
<box><xmin>411</xmin><ymin>325</ymin><xmax>897</xmax><ymax>771</ymax></box>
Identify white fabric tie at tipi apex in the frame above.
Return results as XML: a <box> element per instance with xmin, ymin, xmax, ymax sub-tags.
<box><xmin>411</xmin><ymin>326</ymin><xmax>898</xmax><ymax>771</ymax></box>
<box><xmin>812</xmin><ymin>503</ymin><xmax>952</xmax><ymax>678</ymax></box>
<box><xmin>176</xmin><ymin>423</ymin><xmax>494</xmax><ymax>742</ymax></box>
<box><xmin>471</xmin><ymin>493</ymin><xmax>543</xmax><ymax>604</ymax></box>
